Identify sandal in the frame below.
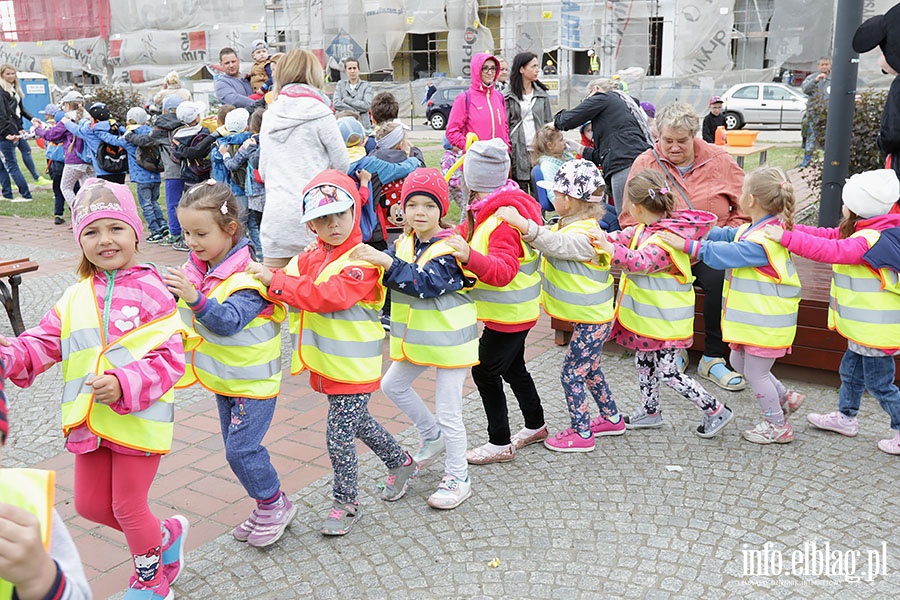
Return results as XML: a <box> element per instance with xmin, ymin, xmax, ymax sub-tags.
<box><xmin>697</xmin><ymin>356</ymin><xmax>746</xmax><ymax>391</ymax></box>
<box><xmin>676</xmin><ymin>348</ymin><xmax>689</xmax><ymax>374</ymax></box>
<box><xmin>466</xmin><ymin>443</ymin><xmax>515</xmax><ymax>465</ymax></box>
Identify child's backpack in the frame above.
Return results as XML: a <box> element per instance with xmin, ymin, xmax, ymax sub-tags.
<box><xmin>227</xmin><ymin>143</ymin><xmax>248</xmax><ymax>189</ymax></box>
<box><xmin>135</xmin><ymin>144</ymin><xmax>165</xmax><ymax>173</ymax></box>
<box><xmin>96</xmin><ymin>140</ymin><xmax>128</xmax><ymax>173</ymax></box>
<box><xmin>173</xmin><ymin>130</ymin><xmax>212</xmax><ymax>184</ymax></box>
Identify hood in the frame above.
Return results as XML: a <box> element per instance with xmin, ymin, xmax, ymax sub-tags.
<box><xmin>371</xmin><ymin>147</ymin><xmax>408</xmax><ymax>162</ymax></box>
<box><xmin>156</xmin><ymin>113</ymin><xmax>182</xmax><ymax>131</ymax></box>
<box><xmin>303</xmin><ymin>170</ymin><xmax>364</xmax><ymax>255</ymax></box>
<box><xmin>183</xmin><ymin>238</ymin><xmax>253</xmax><ymax>290</ymax></box>
<box><xmin>646</xmin><ymin>209</ymin><xmax>717</xmax><ymax>240</ymax></box>
<box><xmin>470</xmin><ymin>53</ymin><xmax>499</xmax><ymax>92</ymax></box>
<box><xmin>265</xmin><ymin>84</ymin><xmax>334</xmax><ymax>144</ymax></box>
<box><xmin>863</xmin><ymin>225</ymin><xmax>900</xmax><ymax>273</ymax></box>
<box><xmin>472</xmin><ymin>182</ymin><xmax>544</xmax><ymax>227</ymax></box>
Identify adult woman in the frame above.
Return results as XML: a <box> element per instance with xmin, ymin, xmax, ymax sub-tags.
<box><xmin>446</xmin><ymin>53</ymin><xmax>509</xmax><ymax>151</ymax></box>
<box><xmin>258</xmin><ymin>49</ymin><xmax>349</xmax><ymax>268</ymax></box>
<box><xmin>622</xmin><ymin>101</ymin><xmax>749</xmax><ymax>391</ymax></box>
<box><xmin>554</xmin><ymin>78</ymin><xmax>652</xmax><ymax>212</ymax></box>
<box><xmin>152</xmin><ymin>70</ymin><xmax>193</xmax><ymax>106</ymax></box>
<box><xmin>504</xmin><ymin>52</ymin><xmax>552</xmax><ymax>196</ymax></box>
<box><xmin>0</xmin><ymin>64</ymin><xmax>43</xmax><ymax>201</ymax></box>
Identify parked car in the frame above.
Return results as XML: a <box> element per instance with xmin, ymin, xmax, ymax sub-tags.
<box><xmin>426</xmin><ymin>85</ymin><xmax>467</xmax><ymax>130</ymax></box>
<box><xmin>721</xmin><ymin>82</ymin><xmax>807</xmax><ymax>130</ymax></box>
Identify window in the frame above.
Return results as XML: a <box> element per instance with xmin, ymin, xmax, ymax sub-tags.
<box><xmin>648</xmin><ymin>17</ymin><xmax>664</xmax><ymax>77</ymax></box>
<box><xmin>733</xmin><ymin>86</ymin><xmax>759</xmax><ymax>100</ymax></box>
<box><xmin>764</xmin><ymin>86</ymin><xmax>793</xmax><ymax>101</ymax></box>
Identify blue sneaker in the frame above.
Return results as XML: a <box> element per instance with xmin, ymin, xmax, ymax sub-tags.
<box><xmin>123</xmin><ymin>577</ymin><xmax>173</xmax><ymax>600</ymax></box>
<box><xmin>161</xmin><ymin>515</ymin><xmax>189</xmax><ymax>585</ymax></box>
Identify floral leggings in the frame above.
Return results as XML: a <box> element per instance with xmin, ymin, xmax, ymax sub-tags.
<box><xmin>635</xmin><ymin>348</ymin><xmax>719</xmax><ymax>414</ymax></box>
<box><xmin>562</xmin><ymin>322</ymin><xmax>618</xmax><ymax>434</ymax></box>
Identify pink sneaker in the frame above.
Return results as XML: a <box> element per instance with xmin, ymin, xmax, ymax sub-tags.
<box><xmin>589</xmin><ymin>415</ymin><xmax>626</xmax><ymax>437</ymax></box>
<box><xmin>160</xmin><ymin>515</ymin><xmax>189</xmax><ymax>585</ymax></box>
<box><xmin>780</xmin><ymin>391</ymin><xmax>805</xmax><ymax>414</ymax></box>
<box><xmin>878</xmin><ymin>431</ymin><xmax>900</xmax><ymax>455</ymax></box>
<box><xmin>543</xmin><ymin>428</ymin><xmax>595</xmax><ymax>453</ymax></box>
<box><xmin>807</xmin><ymin>411</ymin><xmax>859</xmax><ymax>437</ymax></box>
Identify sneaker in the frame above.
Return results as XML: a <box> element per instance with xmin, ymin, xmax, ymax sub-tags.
<box><xmin>34</xmin><ymin>176</ymin><xmax>53</xmax><ymax>187</ymax></box>
<box><xmin>807</xmin><ymin>411</ymin><xmax>859</xmax><ymax>437</ymax></box>
<box><xmin>780</xmin><ymin>391</ymin><xmax>805</xmax><ymax>415</ymax></box>
<box><xmin>158</xmin><ymin>234</ymin><xmax>178</xmax><ymax>246</ymax></box>
<box><xmin>147</xmin><ymin>230</ymin><xmax>168</xmax><ymax>243</ymax></box>
<box><xmin>590</xmin><ymin>415</ymin><xmax>626</xmax><ymax>437</ymax></box>
<box><xmin>544</xmin><ymin>428</ymin><xmax>595</xmax><ymax>453</ymax></box>
<box><xmin>320</xmin><ymin>501</ymin><xmax>360</xmax><ymax>536</ymax></box>
<box><xmin>160</xmin><ymin>515</ymin><xmax>189</xmax><ymax>585</ymax></box>
<box><xmin>695</xmin><ymin>405</ymin><xmax>734</xmax><ymax>438</ymax></box>
<box><xmin>412</xmin><ymin>431</ymin><xmax>445</xmax><ymax>468</ymax></box>
<box><xmin>742</xmin><ymin>420</ymin><xmax>794</xmax><ymax>444</ymax></box>
<box><xmin>427</xmin><ymin>475</ymin><xmax>472</xmax><ymax>510</ymax></box>
<box><xmin>247</xmin><ymin>493</ymin><xmax>297</xmax><ymax>547</ymax></box>
<box><xmin>382</xmin><ymin>453</ymin><xmax>418</xmax><ymax>501</ymax></box>
<box><xmin>123</xmin><ymin>577</ymin><xmax>173</xmax><ymax>600</ymax></box>
<box><xmin>623</xmin><ymin>408</ymin><xmax>663</xmax><ymax>429</ymax></box>
<box><xmin>54</xmin><ymin>216</ymin><xmax>65</xmax><ymax>225</ymax></box>
<box><xmin>232</xmin><ymin>507</ymin><xmax>259</xmax><ymax>542</ymax></box>
<box><xmin>877</xmin><ymin>432</ymin><xmax>900</xmax><ymax>455</ymax></box>
<box><xmin>10</xmin><ymin>196</ymin><xmax>32</xmax><ymax>203</ymax></box>
<box><xmin>511</xmin><ymin>424</ymin><xmax>549</xmax><ymax>449</ymax></box>
<box><xmin>380</xmin><ymin>313</ymin><xmax>391</xmax><ymax>331</ymax></box>
<box><xmin>466</xmin><ymin>442</ymin><xmax>515</xmax><ymax>465</ymax></box>
<box><xmin>172</xmin><ymin>237</ymin><xmax>190</xmax><ymax>252</ymax></box>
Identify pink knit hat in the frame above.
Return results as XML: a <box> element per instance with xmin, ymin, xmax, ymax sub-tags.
<box><xmin>72</xmin><ymin>178</ymin><xmax>144</xmax><ymax>244</ymax></box>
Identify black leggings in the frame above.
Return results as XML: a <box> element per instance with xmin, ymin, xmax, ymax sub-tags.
<box><xmin>692</xmin><ymin>262</ymin><xmax>726</xmax><ymax>358</ymax></box>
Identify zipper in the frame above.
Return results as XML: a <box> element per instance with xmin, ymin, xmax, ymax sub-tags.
<box><xmin>486</xmin><ymin>88</ymin><xmax>496</xmax><ymax>139</ymax></box>
<box><xmin>101</xmin><ymin>270</ymin><xmax>117</xmax><ymax>341</ymax></box>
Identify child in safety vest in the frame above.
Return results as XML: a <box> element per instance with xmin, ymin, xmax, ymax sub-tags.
<box><xmin>350</xmin><ymin>168</ymin><xmax>478</xmax><ymax>510</ymax></box>
<box><xmin>445</xmin><ymin>139</ymin><xmax>549</xmax><ymax>465</ymax></box>
<box><xmin>763</xmin><ymin>169</ymin><xmax>900</xmax><ymax>455</ymax></box>
<box><xmin>247</xmin><ymin>170</ymin><xmax>418</xmax><ymax>535</ymax></box>
<box><xmin>0</xmin><ymin>179</ymin><xmax>190</xmax><ymax>600</ymax></box>
<box><xmin>0</xmin><ymin>365</ymin><xmax>92</xmax><ymax>600</ymax></box>
<box><xmin>496</xmin><ymin>159</ymin><xmax>624</xmax><ymax>452</ymax></box>
<box><xmin>162</xmin><ymin>181</ymin><xmax>295</xmax><ymax>548</ymax></box>
<box><xmin>659</xmin><ymin>166</ymin><xmax>805</xmax><ymax>445</ymax></box>
<box><xmin>594</xmin><ymin>169</ymin><xmax>734</xmax><ymax>438</ymax></box>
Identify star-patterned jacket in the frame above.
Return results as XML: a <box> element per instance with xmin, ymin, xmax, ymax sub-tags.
<box><xmin>382</xmin><ymin>230</ymin><xmax>472</xmax><ymax>300</ymax></box>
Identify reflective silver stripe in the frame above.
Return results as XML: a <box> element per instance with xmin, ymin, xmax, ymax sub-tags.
<box><xmin>195</xmin><ymin>320</ymin><xmax>279</xmax><ymax>347</ymax></box>
<box><xmin>519</xmin><ymin>259</ymin><xmax>539</xmax><ymax>275</ymax></box>
<box><xmin>322</xmin><ymin>305</ymin><xmax>380</xmax><ymax>322</ymax></box>
<box><xmin>469</xmin><ymin>284</ymin><xmax>541</xmax><ymax>305</ymax></box>
<box><xmin>131</xmin><ymin>401</ymin><xmax>175</xmax><ymax>423</ymax></box>
<box><xmin>61</xmin><ymin>328</ymin><xmax>103</xmax><ymax>357</ymax></box>
<box><xmin>542</xmin><ymin>278</ymin><xmax>613</xmax><ymax>306</ymax></box>
<box><xmin>619</xmin><ymin>295</ymin><xmax>694</xmax><ymax>321</ymax></box>
<box><xmin>833</xmin><ymin>273</ymin><xmax>884</xmax><ymax>293</ymax></box>
<box><xmin>62</xmin><ymin>375</ymin><xmax>91</xmax><ymax>402</ymax></box>
<box><xmin>833</xmin><ymin>303</ymin><xmax>900</xmax><ymax>325</ymax></box>
<box><xmin>403</xmin><ymin>293</ymin><xmax>472</xmax><ymax>311</ymax></box>
<box><xmin>104</xmin><ymin>343</ymin><xmax>140</xmax><ymax>369</ymax></box>
<box><xmin>546</xmin><ymin>257</ymin><xmax>610</xmax><ymax>283</ymax></box>
<box><xmin>300</xmin><ymin>329</ymin><xmax>384</xmax><ymax>359</ymax></box>
<box><xmin>725</xmin><ymin>307</ymin><xmax>797</xmax><ymax>328</ymax></box>
<box><xmin>193</xmin><ymin>353</ymin><xmax>282</xmax><ymax>380</ymax></box>
<box><xmin>290</xmin><ymin>332</ymin><xmax>300</xmax><ymax>350</ymax></box>
<box><xmin>627</xmin><ymin>274</ymin><xmax>690</xmax><ymax>292</ymax></box>
<box><xmin>402</xmin><ymin>324</ymin><xmax>479</xmax><ymax>347</ymax></box>
<box><xmin>729</xmin><ymin>276</ymin><xmax>801</xmax><ymax>298</ymax></box>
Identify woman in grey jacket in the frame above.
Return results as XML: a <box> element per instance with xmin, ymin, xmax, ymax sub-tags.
<box><xmin>504</xmin><ymin>52</ymin><xmax>553</xmax><ymax>197</ymax></box>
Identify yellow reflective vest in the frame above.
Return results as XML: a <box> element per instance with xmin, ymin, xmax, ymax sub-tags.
<box><xmin>0</xmin><ymin>468</ymin><xmax>55</xmax><ymax>599</ymax></box>
<box><xmin>721</xmin><ymin>225</ymin><xmax>802</xmax><ymax>349</ymax></box>
<box><xmin>177</xmin><ymin>273</ymin><xmax>286</xmax><ymax>399</ymax></box>
<box><xmin>540</xmin><ymin>218</ymin><xmax>614</xmax><ymax>324</ymax></box>
<box><xmin>59</xmin><ymin>279</ymin><xmax>186</xmax><ymax>454</ymax></box>
<box><xmin>466</xmin><ymin>214</ymin><xmax>541</xmax><ymax>324</ymax></box>
<box><xmin>829</xmin><ymin>229</ymin><xmax>900</xmax><ymax>349</ymax></box>
<box><xmin>391</xmin><ymin>234</ymin><xmax>479</xmax><ymax>368</ymax></box>
<box><xmin>615</xmin><ymin>226</ymin><xmax>696</xmax><ymax>341</ymax></box>
<box><xmin>285</xmin><ymin>245</ymin><xmax>387</xmax><ymax>383</ymax></box>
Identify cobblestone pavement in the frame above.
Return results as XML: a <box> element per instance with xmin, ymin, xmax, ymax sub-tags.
<box><xmin>3</xmin><ymin>223</ymin><xmax>899</xmax><ymax>599</ymax></box>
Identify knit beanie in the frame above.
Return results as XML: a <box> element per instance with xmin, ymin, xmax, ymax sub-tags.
<box><xmin>463</xmin><ymin>139</ymin><xmax>510</xmax><ymax>193</ymax></box>
<box><xmin>225</xmin><ymin>107</ymin><xmax>250</xmax><ymax>133</ymax></box>
<box><xmin>72</xmin><ymin>178</ymin><xmax>144</xmax><ymax>243</ymax></box>
<box><xmin>842</xmin><ymin>169</ymin><xmax>900</xmax><ymax>219</ymax></box>
<box><xmin>401</xmin><ymin>168</ymin><xmax>450</xmax><ymax>217</ymax></box>
<box><xmin>126</xmin><ymin>107</ymin><xmax>149</xmax><ymax>125</ymax></box>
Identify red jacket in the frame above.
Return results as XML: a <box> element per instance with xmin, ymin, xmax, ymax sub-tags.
<box><xmin>268</xmin><ymin>171</ymin><xmax>382</xmax><ymax>395</ymax></box>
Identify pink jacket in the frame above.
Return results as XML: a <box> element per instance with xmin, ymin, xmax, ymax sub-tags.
<box><xmin>445</xmin><ymin>53</ymin><xmax>510</xmax><ymax>150</ymax></box>
<box><xmin>0</xmin><ymin>265</ymin><xmax>185</xmax><ymax>456</ymax></box>
<box><xmin>781</xmin><ymin>213</ymin><xmax>900</xmax><ymax>264</ymax></box>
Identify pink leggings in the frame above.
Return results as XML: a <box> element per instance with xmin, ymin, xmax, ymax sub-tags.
<box><xmin>730</xmin><ymin>349</ymin><xmax>787</xmax><ymax>425</ymax></box>
<box><xmin>74</xmin><ymin>447</ymin><xmax>162</xmax><ymax>583</ymax></box>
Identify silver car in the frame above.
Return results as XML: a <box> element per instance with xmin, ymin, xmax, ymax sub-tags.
<box><xmin>721</xmin><ymin>82</ymin><xmax>807</xmax><ymax>130</ymax></box>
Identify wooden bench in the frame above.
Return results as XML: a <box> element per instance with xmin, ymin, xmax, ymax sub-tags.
<box><xmin>0</xmin><ymin>258</ymin><xmax>39</xmax><ymax>336</ymax></box>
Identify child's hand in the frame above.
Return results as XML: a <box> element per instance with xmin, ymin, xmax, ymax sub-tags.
<box><xmin>349</xmin><ymin>244</ymin><xmax>392</xmax><ymax>268</ymax></box>
<box><xmin>217</xmin><ymin>143</ymin><xmax>229</xmax><ymax>156</ymax></box>
<box><xmin>657</xmin><ymin>231</ymin><xmax>687</xmax><ymax>250</ymax></box>
<box><xmin>0</xmin><ymin>503</ymin><xmax>58</xmax><ymax>600</ymax></box>
<box><xmin>495</xmin><ymin>206</ymin><xmax>528</xmax><ymax>233</ymax></box>
<box><xmin>445</xmin><ymin>234</ymin><xmax>471</xmax><ymax>263</ymax></box>
<box><xmin>762</xmin><ymin>224</ymin><xmax>785</xmax><ymax>243</ymax></box>
<box><xmin>356</xmin><ymin>168</ymin><xmax>372</xmax><ymax>187</ymax></box>
<box><xmin>245</xmin><ymin>261</ymin><xmax>274</xmax><ymax>286</ymax></box>
<box><xmin>87</xmin><ymin>374</ymin><xmax>122</xmax><ymax>405</ymax></box>
<box><xmin>0</xmin><ymin>335</ymin><xmax>9</xmax><ymax>347</ymax></box>
<box><xmin>30</xmin><ymin>118</ymin><xmax>42</xmax><ymax>128</ymax></box>
<box><xmin>587</xmin><ymin>227</ymin><xmax>614</xmax><ymax>255</ymax></box>
<box><xmin>163</xmin><ymin>267</ymin><xmax>199</xmax><ymax>304</ymax></box>
<box><xmin>242</xmin><ymin>137</ymin><xmax>256</xmax><ymax>149</ymax></box>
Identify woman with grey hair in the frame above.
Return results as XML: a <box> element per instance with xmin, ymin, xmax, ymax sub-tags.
<box><xmin>553</xmin><ymin>78</ymin><xmax>652</xmax><ymax>211</ymax></box>
<box><xmin>621</xmin><ymin>101</ymin><xmax>748</xmax><ymax>391</ymax></box>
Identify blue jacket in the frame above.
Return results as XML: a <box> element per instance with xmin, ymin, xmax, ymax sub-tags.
<box><xmin>863</xmin><ymin>226</ymin><xmax>900</xmax><ymax>273</ymax></box>
<box><xmin>694</xmin><ymin>215</ymin><xmax>777</xmax><ymax>270</ymax></box>
<box><xmin>382</xmin><ymin>233</ymin><xmax>471</xmax><ymax>299</ymax></box>
<box><xmin>64</xmin><ymin>119</ymin><xmax>116</xmax><ymax>176</ymax></box>
<box><xmin>96</xmin><ymin>124</ymin><xmax>161</xmax><ymax>184</ymax></box>
<box><xmin>211</xmin><ymin>131</ymin><xmax>251</xmax><ymax>195</ymax></box>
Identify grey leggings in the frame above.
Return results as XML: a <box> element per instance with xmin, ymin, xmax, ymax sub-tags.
<box><xmin>61</xmin><ymin>163</ymin><xmax>94</xmax><ymax>208</ymax></box>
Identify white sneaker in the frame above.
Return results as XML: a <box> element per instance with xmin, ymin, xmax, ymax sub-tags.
<box><xmin>412</xmin><ymin>431</ymin><xmax>445</xmax><ymax>468</ymax></box>
<box><xmin>10</xmin><ymin>196</ymin><xmax>33</xmax><ymax>203</ymax></box>
<box><xmin>427</xmin><ymin>475</ymin><xmax>471</xmax><ymax>510</ymax></box>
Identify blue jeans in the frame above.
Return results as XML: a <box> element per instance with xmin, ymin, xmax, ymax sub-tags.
<box><xmin>0</xmin><ymin>139</ymin><xmax>31</xmax><ymax>198</ymax></box>
<box><xmin>249</xmin><ymin>209</ymin><xmax>263</xmax><ymax>259</ymax></box>
<box><xmin>234</xmin><ymin>195</ymin><xmax>262</xmax><ymax>258</ymax></box>
<box><xmin>16</xmin><ymin>137</ymin><xmax>39</xmax><ymax>180</ymax></box>
<box><xmin>136</xmin><ymin>181</ymin><xmax>167</xmax><ymax>234</ymax></box>
<box><xmin>215</xmin><ymin>394</ymin><xmax>281</xmax><ymax>501</ymax></box>
<box><xmin>164</xmin><ymin>178</ymin><xmax>185</xmax><ymax>236</ymax></box>
<box><xmin>838</xmin><ymin>349</ymin><xmax>900</xmax><ymax>430</ymax></box>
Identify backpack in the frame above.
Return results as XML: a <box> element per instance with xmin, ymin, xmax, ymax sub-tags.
<box><xmin>96</xmin><ymin>141</ymin><xmax>129</xmax><ymax>173</ymax></box>
<box><xmin>135</xmin><ymin>144</ymin><xmax>164</xmax><ymax>173</ymax></box>
<box><xmin>173</xmin><ymin>129</ymin><xmax>212</xmax><ymax>184</ymax></box>
<box><xmin>227</xmin><ymin>143</ymin><xmax>247</xmax><ymax>189</ymax></box>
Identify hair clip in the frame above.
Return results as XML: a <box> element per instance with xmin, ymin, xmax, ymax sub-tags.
<box><xmin>206</xmin><ymin>179</ymin><xmax>217</xmax><ymax>186</ymax></box>
<box><xmin>780</xmin><ymin>180</ymin><xmax>788</xmax><ymax>188</ymax></box>
<box><xmin>659</xmin><ymin>186</ymin><xmax>669</xmax><ymax>195</ymax></box>
<box><xmin>220</xmin><ymin>200</ymin><xmax>228</xmax><ymax>214</ymax></box>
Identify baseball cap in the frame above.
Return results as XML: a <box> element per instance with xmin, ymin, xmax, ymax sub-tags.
<box><xmin>709</xmin><ymin>95</ymin><xmax>724</xmax><ymax>105</ymax></box>
<box><xmin>176</xmin><ymin>101</ymin><xmax>201</xmax><ymax>124</ymax></box>
<box><xmin>88</xmin><ymin>102</ymin><xmax>111</xmax><ymax>122</ymax></box>
<box><xmin>162</xmin><ymin>94</ymin><xmax>184</xmax><ymax>113</ymax></box>
<box><xmin>60</xmin><ymin>91</ymin><xmax>84</xmax><ymax>104</ymax></box>
<box><xmin>43</xmin><ymin>103</ymin><xmax>58</xmax><ymax>117</ymax></box>
<box><xmin>126</xmin><ymin>107</ymin><xmax>149</xmax><ymax>125</ymax></box>
<box><xmin>300</xmin><ymin>175</ymin><xmax>357</xmax><ymax>223</ymax></box>
<box><xmin>536</xmin><ymin>159</ymin><xmax>606</xmax><ymax>202</ymax></box>
<box><xmin>251</xmin><ymin>39</ymin><xmax>269</xmax><ymax>53</ymax></box>
<box><xmin>337</xmin><ymin>117</ymin><xmax>366</xmax><ymax>147</ymax></box>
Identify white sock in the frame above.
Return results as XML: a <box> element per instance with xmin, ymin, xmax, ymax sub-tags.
<box><xmin>518</xmin><ymin>426</ymin><xmax>543</xmax><ymax>436</ymax></box>
<box><xmin>485</xmin><ymin>442</ymin><xmax>511</xmax><ymax>452</ymax></box>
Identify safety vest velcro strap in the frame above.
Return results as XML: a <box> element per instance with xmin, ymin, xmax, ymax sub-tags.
<box><xmin>543</xmin><ymin>278</ymin><xmax>614</xmax><ymax>306</ymax></box>
<box><xmin>725</xmin><ymin>306</ymin><xmax>797</xmax><ymax>328</ymax></box>
<box><xmin>193</xmin><ymin>353</ymin><xmax>282</xmax><ymax>381</ymax></box>
<box><xmin>833</xmin><ymin>273</ymin><xmax>884</xmax><ymax>293</ymax></box>
<box><xmin>619</xmin><ymin>295</ymin><xmax>694</xmax><ymax>321</ymax></box>
<box><xmin>195</xmin><ymin>320</ymin><xmax>279</xmax><ymax>347</ymax></box>
<box><xmin>394</xmin><ymin>323</ymin><xmax>478</xmax><ymax>347</ymax></box>
<box><xmin>469</xmin><ymin>284</ymin><xmax>541</xmax><ymax>305</ymax></box>
<box><xmin>405</xmin><ymin>293</ymin><xmax>472</xmax><ymax>311</ymax></box>
<box><xmin>131</xmin><ymin>401</ymin><xmax>175</xmax><ymax>423</ymax></box>
<box><xmin>61</xmin><ymin>328</ymin><xmax>102</xmax><ymax>357</ymax></box>
<box><xmin>545</xmin><ymin>257</ymin><xmax>610</xmax><ymax>283</ymax></box>
<box><xmin>520</xmin><ymin>259</ymin><xmax>539</xmax><ymax>275</ymax></box>
<box><xmin>627</xmin><ymin>274</ymin><xmax>690</xmax><ymax>292</ymax></box>
<box><xmin>300</xmin><ymin>329</ymin><xmax>384</xmax><ymax>359</ymax></box>
<box><xmin>832</xmin><ymin>302</ymin><xmax>900</xmax><ymax>325</ymax></box>
<box><xmin>729</xmin><ymin>276</ymin><xmax>801</xmax><ymax>298</ymax></box>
